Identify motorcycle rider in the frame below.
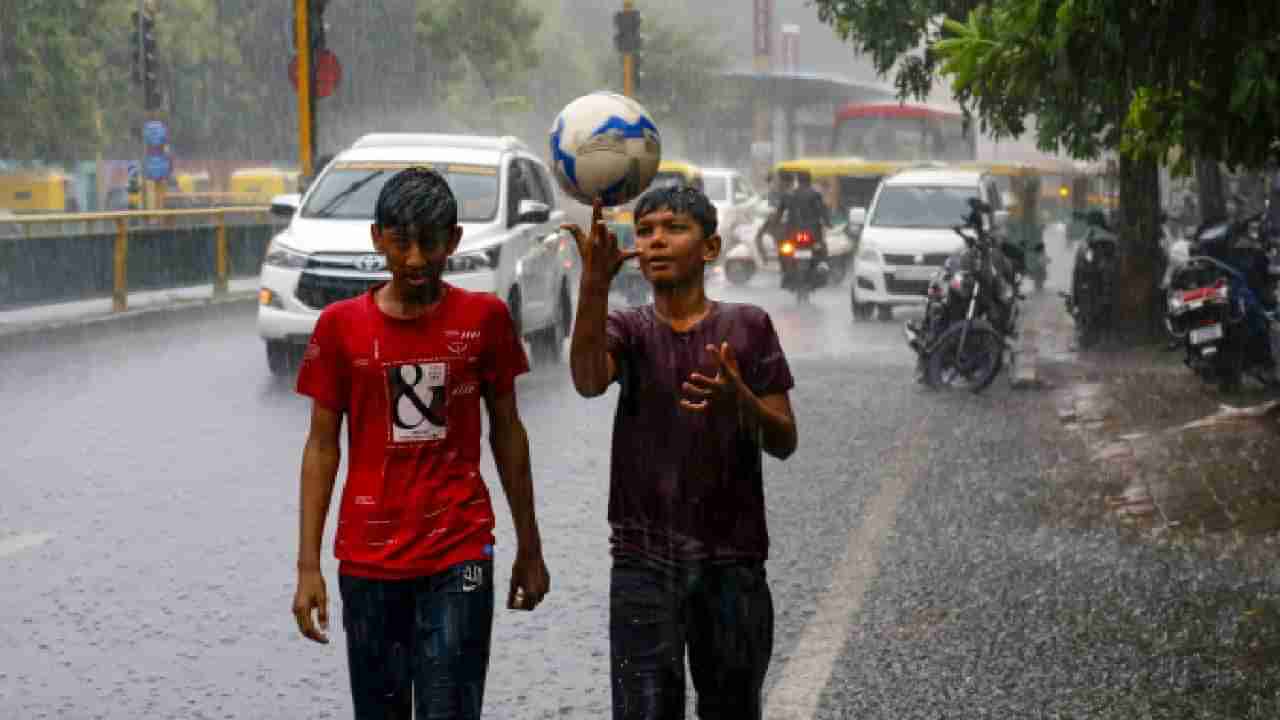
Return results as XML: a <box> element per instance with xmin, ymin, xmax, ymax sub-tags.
<box><xmin>767</xmin><ymin>170</ymin><xmax>830</xmax><ymax>290</ymax></box>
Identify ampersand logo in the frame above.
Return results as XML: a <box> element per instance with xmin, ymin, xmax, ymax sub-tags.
<box><xmin>386</xmin><ymin>362</ymin><xmax>448</xmax><ymax>443</ymax></box>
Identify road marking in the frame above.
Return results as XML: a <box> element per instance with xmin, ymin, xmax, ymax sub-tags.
<box><xmin>766</xmin><ymin>419</ymin><xmax>930</xmax><ymax>720</ymax></box>
<box><xmin>0</xmin><ymin>532</ymin><xmax>54</xmax><ymax>558</ymax></box>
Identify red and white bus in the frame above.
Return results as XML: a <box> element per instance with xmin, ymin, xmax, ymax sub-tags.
<box><xmin>830</xmin><ymin>103</ymin><xmax>976</xmax><ymax>163</ymax></box>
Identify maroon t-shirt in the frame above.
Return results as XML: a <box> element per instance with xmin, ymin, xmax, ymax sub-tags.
<box><xmin>606</xmin><ymin>302</ymin><xmax>794</xmax><ymax>564</ymax></box>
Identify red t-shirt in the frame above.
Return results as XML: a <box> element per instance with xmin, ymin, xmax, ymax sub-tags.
<box><xmin>296</xmin><ymin>283</ymin><xmax>529</xmax><ymax>580</ymax></box>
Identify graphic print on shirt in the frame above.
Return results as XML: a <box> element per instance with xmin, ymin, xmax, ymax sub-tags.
<box><xmin>386</xmin><ymin>361</ymin><xmax>448</xmax><ymax>443</ymax></box>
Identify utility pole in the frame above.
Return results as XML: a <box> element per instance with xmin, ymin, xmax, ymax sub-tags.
<box><xmin>615</xmin><ymin>1</ymin><xmax>641</xmax><ymax>98</ymax></box>
<box><xmin>294</xmin><ymin>0</ymin><xmax>315</xmax><ymax>179</ymax></box>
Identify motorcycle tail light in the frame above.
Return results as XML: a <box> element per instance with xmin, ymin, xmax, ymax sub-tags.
<box><xmin>1213</xmin><ymin>279</ymin><xmax>1229</xmax><ymax>301</ymax></box>
<box><xmin>793</xmin><ymin>231</ymin><xmax>813</xmax><ymax>247</ymax></box>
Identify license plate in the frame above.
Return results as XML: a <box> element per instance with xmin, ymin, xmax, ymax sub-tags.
<box><xmin>895</xmin><ymin>266</ymin><xmax>936</xmax><ymax>281</ymax></box>
<box><xmin>1190</xmin><ymin>324</ymin><xmax>1223</xmax><ymax>345</ymax></box>
<box><xmin>794</xmin><ymin>249</ymin><xmax>813</xmax><ymax>259</ymax></box>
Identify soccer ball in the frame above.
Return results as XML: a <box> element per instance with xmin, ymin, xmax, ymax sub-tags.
<box><xmin>548</xmin><ymin>92</ymin><xmax>661</xmax><ymax>207</ymax></box>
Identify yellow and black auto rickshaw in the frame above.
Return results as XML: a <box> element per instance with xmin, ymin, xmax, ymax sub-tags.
<box><xmin>0</xmin><ymin>170</ymin><xmax>78</xmax><ymax>213</ymax></box>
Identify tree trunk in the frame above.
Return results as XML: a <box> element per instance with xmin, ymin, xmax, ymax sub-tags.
<box><xmin>1195</xmin><ymin>156</ymin><xmax>1227</xmax><ymax>223</ymax></box>
<box><xmin>1114</xmin><ymin>154</ymin><xmax>1165</xmax><ymax>342</ymax></box>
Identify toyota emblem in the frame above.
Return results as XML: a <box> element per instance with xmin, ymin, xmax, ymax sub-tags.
<box><xmin>354</xmin><ymin>254</ymin><xmax>386</xmax><ymax>272</ymax></box>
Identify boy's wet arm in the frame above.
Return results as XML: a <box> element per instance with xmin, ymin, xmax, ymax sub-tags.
<box><xmin>569</xmin><ymin>282</ymin><xmax>618</xmax><ymax>397</ymax></box>
<box><xmin>749</xmin><ymin>391</ymin><xmax>797</xmax><ymax>460</ymax></box>
<box><xmin>485</xmin><ymin>389</ymin><xmax>543</xmax><ymax>552</ymax></box>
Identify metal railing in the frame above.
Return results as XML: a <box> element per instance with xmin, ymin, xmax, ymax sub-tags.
<box><xmin>9</xmin><ymin>207</ymin><xmax>271</xmax><ymax>313</ymax></box>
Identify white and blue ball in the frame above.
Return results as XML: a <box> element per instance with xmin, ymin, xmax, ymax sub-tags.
<box><xmin>548</xmin><ymin>92</ymin><xmax>661</xmax><ymax>207</ymax></box>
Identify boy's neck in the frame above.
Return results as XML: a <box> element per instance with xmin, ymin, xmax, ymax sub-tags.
<box><xmin>376</xmin><ymin>281</ymin><xmax>445</xmax><ymax>320</ymax></box>
<box><xmin>652</xmin><ymin>280</ymin><xmax>711</xmax><ymax>332</ymax></box>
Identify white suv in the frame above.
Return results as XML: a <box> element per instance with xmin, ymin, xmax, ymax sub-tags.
<box><xmin>258</xmin><ymin>133</ymin><xmax>579</xmax><ymax>374</ymax></box>
<box><xmin>850</xmin><ymin>167</ymin><xmax>1003</xmax><ymax>321</ymax></box>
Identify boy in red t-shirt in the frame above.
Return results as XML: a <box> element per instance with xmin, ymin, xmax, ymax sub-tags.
<box><xmin>292</xmin><ymin>166</ymin><xmax>550</xmax><ymax>718</ymax></box>
<box><xmin>564</xmin><ymin>187</ymin><xmax>798</xmax><ymax>719</ymax></box>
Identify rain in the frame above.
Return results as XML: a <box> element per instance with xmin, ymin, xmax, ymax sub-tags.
<box><xmin>3</xmin><ymin>1</ymin><xmax>1280</xmax><ymax>718</ymax></box>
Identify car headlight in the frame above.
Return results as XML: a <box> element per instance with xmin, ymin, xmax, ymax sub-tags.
<box><xmin>447</xmin><ymin>246</ymin><xmax>501</xmax><ymax>274</ymax></box>
<box><xmin>264</xmin><ymin>236</ymin><xmax>310</xmax><ymax>269</ymax></box>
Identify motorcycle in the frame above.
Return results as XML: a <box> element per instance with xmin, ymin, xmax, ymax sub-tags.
<box><xmin>1061</xmin><ymin>209</ymin><xmax>1121</xmax><ymax>349</ymax></box>
<box><xmin>777</xmin><ymin>227</ymin><xmax>830</xmax><ymax>304</ymax></box>
<box><xmin>1165</xmin><ymin>211</ymin><xmax>1279</xmax><ymax>391</ymax></box>
<box><xmin>904</xmin><ymin>198</ymin><xmax>1027</xmax><ymax>392</ymax></box>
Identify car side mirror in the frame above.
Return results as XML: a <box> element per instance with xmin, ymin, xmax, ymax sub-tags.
<box><xmin>847</xmin><ymin>207</ymin><xmax>867</xmax><ymax>227</ymax></box>
<box><xmin>517</xmin><ymin>199</ymin><xmax>551</xmax><ymax>225</ymax></box>
<box><xmin>270</xmin><ymin>193</ymin><xmax>301</xmax><ymax>219</ymax></box>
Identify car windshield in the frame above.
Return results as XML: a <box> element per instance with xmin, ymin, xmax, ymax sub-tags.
<box><xmin>301</xmin><ymin>162</ymin><xmax>500</xmax><ymax>221</ymax></box>
<box><xmin>871</xmin><ymin>185</ymin><xmax>979</xmax><ymax>228</ymax></box>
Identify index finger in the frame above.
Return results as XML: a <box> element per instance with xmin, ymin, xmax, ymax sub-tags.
<box><xmin>592</xmin><ymin>197</ymin><xmax>604</xmax><ymax>227</ymax></box>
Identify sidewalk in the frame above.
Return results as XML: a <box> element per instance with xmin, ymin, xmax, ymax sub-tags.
<box><xmin>1028</xmin><ymin>287</ymin><xmax>1280</xmax><ymax>569</ymax></box>
<box><xmin>0</xmin><ymin>277</ymin><xmax>259</xmax><ymax>341</ymax></box>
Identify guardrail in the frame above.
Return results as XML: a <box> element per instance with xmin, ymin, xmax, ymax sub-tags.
<box><xmin>3</xmin><ymin>207</ymin><xmax>276</xmax><ymax>313</ymax></box>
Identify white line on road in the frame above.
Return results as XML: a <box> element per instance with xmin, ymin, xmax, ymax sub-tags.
<box><xmin>0</xmin><ymin>532</ymin><xmax>54</xmax><ymax>558</ymax></box>
<box><xmin>766</xmin><ymin>420</ymin><xmax>930</xmax><ymax>720</ymax></box>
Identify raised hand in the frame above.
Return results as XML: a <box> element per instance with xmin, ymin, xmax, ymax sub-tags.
<box><xmin>560</xmin><ymin>198</ymin><xmax>640</xmax><ymax>289</ymax></box>
<box><xmin>680</xmin><ymin>342</ymin><xmax>749</xmax><ymax>413</ymax></box>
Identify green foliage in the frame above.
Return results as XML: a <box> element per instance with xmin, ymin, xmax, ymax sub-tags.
<box><xmin>811</xmin><ymin>0</ymin><xmax>986</xmax><ymax>101</ymax></box>
<box><xmin>417</xmin><ymin>0</ymin><xmax>543</xmax><ymax>101</ymax></box>
<box><xmin>0</xmin><ymin>0</ymin><xmax>114</xmax><ymax>164</ymax></box>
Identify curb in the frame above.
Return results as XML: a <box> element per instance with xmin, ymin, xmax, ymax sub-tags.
<box><xmin>0</xmin><ymin>291</ymin><xmax>259</xmax><ymax>348</ymax></box>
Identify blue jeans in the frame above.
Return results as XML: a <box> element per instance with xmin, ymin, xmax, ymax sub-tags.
<box><xmin>610</xmin><ymin>557</ymin><xmax>774</xmax><ymax>720</ymax></box>
<box><xmin>339</xmin><ymin>559</ymin><xmax>494</xmax><ymax>720</ymax></box>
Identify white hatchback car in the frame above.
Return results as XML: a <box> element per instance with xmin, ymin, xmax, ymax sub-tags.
<box><xmin>258</xmin><ymin>133</ymin><xmax>579</xmax><ymax>374</ymax></box>
<box><xmin>700</xmin><ymin>168</ymin><xmax>759</xmax><ymax>238</ymax></box>
<box><xmin>850</xmin><ymin>167</ymin><xmax>1004</xmax><ymax>321</ymax></box>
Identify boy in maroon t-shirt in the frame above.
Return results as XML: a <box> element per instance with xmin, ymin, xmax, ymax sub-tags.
<box><xmin>291</xmin><ymin>167</ymin><xmax>550</xmax><ymax>719</ymax></box>
<box><xmin>564</xmin><ymin>186</ymin><xmax>798</xmax><ymax>719</ymax></box>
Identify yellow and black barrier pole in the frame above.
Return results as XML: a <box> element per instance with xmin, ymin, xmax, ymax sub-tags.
<box><xmin>294</xmin><ymin>0</ymin><xmax>315</xmax><ymax>180</ymax></box>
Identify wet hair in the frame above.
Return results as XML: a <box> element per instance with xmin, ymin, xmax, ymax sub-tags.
<box><xmin>633</xmin><ymin>184</ymin><xmax>718</xmax><ymax>239</ymax></box>
<box><xmin>374</xmin><ymin>166</ymin><xmax>457</xmax><ymax>230</ymax></box>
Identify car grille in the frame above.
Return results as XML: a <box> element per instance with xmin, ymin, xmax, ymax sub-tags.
<box><xmin>884</xmin><ymin>253</ymin><xmax>951</xmax><ymax>266</ymax></box>
<box><xmin>885</xmin><ymin>276</ymin><xmax>931</xmax><ymax>296</ymax></box>
<box><xmin>296</xmin><ymin>272</ymin><xmax>384</xmax><ymax>310</ymax></box>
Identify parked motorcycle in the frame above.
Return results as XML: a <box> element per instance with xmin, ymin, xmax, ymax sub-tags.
<box><xmin>1165</xmin><ymin>211</ymin><xmax>1279</xmax><ymax>391</ymax></box>
<box><xmin>1061</xmin><ymin>209</ymin><xmax>1121</xmax><ymax>349</ymax></box>
<box><xmin>904</xmin><ymin>198</ymin><xmax>1027</xmax><ymax>392</ymax></box>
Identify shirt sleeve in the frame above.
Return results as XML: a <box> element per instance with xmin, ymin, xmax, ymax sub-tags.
<box><xmin>295</xmin><ymin>308</ymin><xmax>350</xmax><ymax>413</ymax></box>
<box><xmin>606</xmin><ymin>309</ymin><xmax>633</xmax><ymax>358</ymax></box>
<box><xmin>746</xmin><ymin>310</ymin><xmax>794</xmax><ymax>398</ymax></box>
<box><xmin>481</xmin><ymin>300</ymin><xmax>530</xmax><ymax>396</ymax></box>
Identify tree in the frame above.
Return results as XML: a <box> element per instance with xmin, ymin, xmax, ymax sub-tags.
<box><xmin>811</xmin><ymin>0</ymin><xmax>984</xmax><ymax>100</ymax></box>
<box><xmin>0</xmin><ymin>0</ymin><xmax>119</xmax><ymax>164</ymax></box>
<box><xmin>815</xmin><ymin>1</ymin><xmax>1280</xmax><ymax>339</ymax></box>
<box><xmin>934</xmin><ymin>2</ymin><xmax>1280</xmax><ymax>336</ymax></box>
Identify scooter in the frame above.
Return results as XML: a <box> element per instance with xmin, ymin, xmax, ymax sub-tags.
<box><xmin>1165</xmin><ymin>212</ymin><xmax>1279</xmax><ymax>391</ymax></box>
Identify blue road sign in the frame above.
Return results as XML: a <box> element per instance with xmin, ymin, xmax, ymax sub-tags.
<box><xmin>143</xmin><ymin>120</ymin><xmax>168</xmax><ymax>147</ymax></box>
<box><xmin>144</xmin><ymin>153</ymin><xmax>172</xmax><ymax>181</ymax></box>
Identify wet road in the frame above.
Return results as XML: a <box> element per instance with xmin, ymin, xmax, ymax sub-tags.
<box><xmin>4</xmin><ymin>231</ymin><xmax>1277</xmax><ymax>718</ymax></box>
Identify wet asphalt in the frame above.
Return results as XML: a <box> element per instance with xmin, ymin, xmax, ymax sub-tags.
<box><xmin>3</xmin><ymin>232</ymin><xmax>1279</xmax><ymax>718</ymax></box>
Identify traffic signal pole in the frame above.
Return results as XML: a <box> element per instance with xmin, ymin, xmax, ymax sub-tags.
<box><xmin>622</xmin><ymin>0</ymin><xmax>635</xmax><ymax>98</ymax></box>
<box><xmin>294</xmin><ymin>0</ymin><xmax>315</xmax><ymax>180</ymax></box>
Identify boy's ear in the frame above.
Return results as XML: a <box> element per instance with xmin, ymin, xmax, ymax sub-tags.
<box><xmin>703</xmin><ymin>232</ymin><xmax>722</xmax><ymax>263</ymax></box>
<box><xmin>370</xmin><ymin>224</ymin><xmax>384</xmax><ymax>252</ymax></box>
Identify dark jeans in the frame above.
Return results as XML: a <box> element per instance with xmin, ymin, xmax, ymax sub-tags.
<box><xmin>610</xmin><ymin>556</ymin><xmax>774</xmax><ymax>720</ymax></box>
<box><xmin>339</xmin><ymin>559</ymin><xmax>494</xmax><ymax>720</ymax></box>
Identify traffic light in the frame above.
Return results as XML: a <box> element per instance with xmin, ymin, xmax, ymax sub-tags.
<box><xmin>129</xmin><ymin>12</ymin><xmax>142</xmax><ymax>84</ymax></box>
<box><xmin>131</xmin><ymin>10</ymin><xmax>161</xmax><ymax>109</ymax></box>
<box><xmin>614</xmin><ymin>9</ymin><xmax>641</xmax><ymax>54</ymax></box>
